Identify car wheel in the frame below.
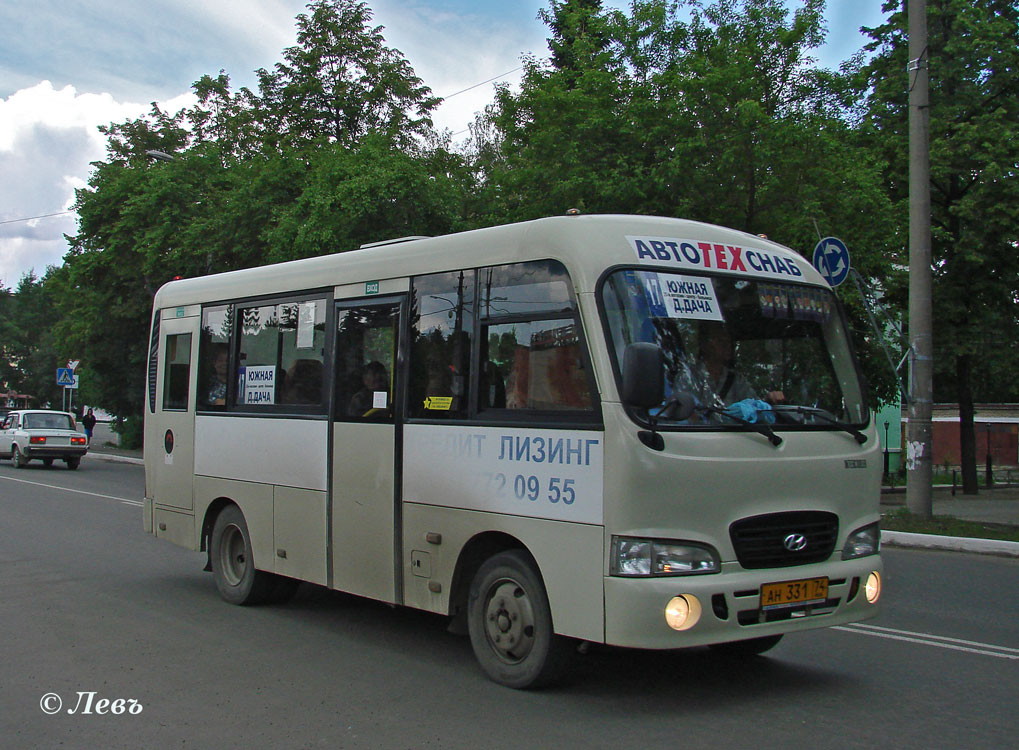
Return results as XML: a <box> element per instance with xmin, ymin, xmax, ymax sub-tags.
<box><xmin>708</xmin><ymin>634</ymin><xmax>784</xmax><ymax>658</ymax></box>
<box><xmin>467</xmin><ymin>550</ymin><xmax>571</xmax><ymax>689</ymax></box>
<box><xmin>43</xmin><ymin>458</ymin><xmax>54</xmax><ymax>468</ymax></box>
<box><xmin>12</xmin><ymin>445</ymin><xmax>26</xmax><ymax>468</ymax></box>
<box><xmin>65</xmin><ymin>457</ymin><xmax>80</xmax><ymax>470</ymax></box>
<box><xmin>210</xmin><ymin>505</ymin><xmax>274</xmax><ymax>605</ymax></box>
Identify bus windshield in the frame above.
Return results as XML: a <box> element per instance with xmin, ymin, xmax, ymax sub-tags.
<box><xmin>602</xmin><ymin>269</ymin><xmax>868</xmax><ymax>428</ymax></box>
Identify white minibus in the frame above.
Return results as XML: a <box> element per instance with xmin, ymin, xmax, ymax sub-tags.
<box><xmin>144</xmin><ymin>213</ymin><xmax>882</xmax><ymax>688</ymax></box>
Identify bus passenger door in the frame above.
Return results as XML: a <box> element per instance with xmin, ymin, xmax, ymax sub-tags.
<box><xmin>151</xmin><ymin>311</ymin><xmax>199</xmax><ymax>516</ymax></box>
<box><xmin>330</xmin><ymin>297</ymin><xmax>404</xmax><ymax>602</ymax></box>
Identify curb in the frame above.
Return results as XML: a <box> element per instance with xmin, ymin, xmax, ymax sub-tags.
<box><xmin>882</xmin><ymin>530</ymin><xmax>1019</xmax><ymax>558</ymax></box>
<box><xmin>87</xmin><ymin>451</ymin><xmax>144</xmax><ymax>466</ymax></box>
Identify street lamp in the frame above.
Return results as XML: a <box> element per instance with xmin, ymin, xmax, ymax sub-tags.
<box><xmin>145</xmin><ymin>149</ymin><xmax>175</xmax><ymax>162</ymax></box>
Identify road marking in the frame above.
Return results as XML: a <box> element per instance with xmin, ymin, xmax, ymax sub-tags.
<box><xmin>0</xmin><ymin>473</ymin><xmax>142</xmax><ymax>506</ymax></box>
<box><xmin>834</xmin><ymin>622</ymin><xmax>1019</xmax><ymax>660</ymax></box>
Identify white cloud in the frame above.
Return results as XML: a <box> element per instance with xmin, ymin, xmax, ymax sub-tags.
<box><xmin>0</xmin><ymin>82</ymin><xmax>195</xmax><ymax>287</ymax></box>
<box><xmin>372</xmin><ymin>1</ymin><xmax>546</xmax><ymax>136</ymax></box>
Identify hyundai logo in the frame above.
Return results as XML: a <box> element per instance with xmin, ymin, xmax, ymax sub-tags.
<box><xmin>783</xmin><ymin>533</ymin><xmax>808</xmax><ymax>552</ymax></box>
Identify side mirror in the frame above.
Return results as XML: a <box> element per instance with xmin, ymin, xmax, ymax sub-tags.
<box><xmin>621</xmin><ymin>343</ymin><xmax>664</xmax><ymax>409</ymax></box>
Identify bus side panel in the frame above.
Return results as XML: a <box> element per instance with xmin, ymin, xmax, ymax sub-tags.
<box><xmin>402</xmin><ymin>503</ymin><xmax>605</xmax><ymax>644</ymax></box>
<box><xmin>331</xmin><ymin>422</ymin><xmax>396</xmax><ymax>603</ymax></box>
<box><xmin>273</xmin><ymin>486</ymin><xmax>327</xmax><ymax>586</ymax></box>
<box><xmin>194</xmin><ymin>416</ymin><xmax>328</xmax><ymax>491</ymax></box>
<box><xmin>194</xmin><ymin>476</ymin><xmax>274</xmax><ymax>574</ymax></box>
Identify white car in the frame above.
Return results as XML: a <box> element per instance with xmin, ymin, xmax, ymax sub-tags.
<box><xmin>0</xmin><ymin>410</ymin><xmax>88</xmax><ymax>469</ymax></box>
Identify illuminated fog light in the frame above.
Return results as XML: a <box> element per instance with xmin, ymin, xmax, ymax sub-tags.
<box><xmin>665</xmin><ymin>594</ymin><xmax>702</xmax><ymax>631</ymax></box>
<box><xmin>865</xmin><ymin>571</ymin><xmax>882</xmax><ymax>604</ymax></box>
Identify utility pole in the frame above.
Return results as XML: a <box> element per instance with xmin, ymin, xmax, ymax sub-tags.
<box><xmin>906</xmin><ymin>0</ymin><xmax>933</xmax><ymax>518</ymax></box>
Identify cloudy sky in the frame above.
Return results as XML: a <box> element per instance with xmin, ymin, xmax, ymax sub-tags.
<box><xmin>0</xmin><ymin>0</ymin><xmax>887</xmax><ymax>288</ymax></box>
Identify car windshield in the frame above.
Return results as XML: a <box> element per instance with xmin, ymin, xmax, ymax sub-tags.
<box><xmin>601</xmin><ymin>269</ymin><xmax>868</xmax><ymax>427</ymax></box>
<box><xmin>23</xmin><ymin>413</ymin><xmax>74</xmax><ymax>430</ymax></box>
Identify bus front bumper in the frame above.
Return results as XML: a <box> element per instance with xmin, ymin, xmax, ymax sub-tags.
<box><xmin>603</xmin><ymin>556</ymin><xmax>883</xmax><ymax>650</ymax></box>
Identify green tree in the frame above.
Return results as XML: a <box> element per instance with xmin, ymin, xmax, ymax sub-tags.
<box><xmin>254</xmin><ymin>0</ymin><xmax>439</xmax><ymax>150</ymax></box>
<box><xmin>862</xmin><ymin>0</ymin><xmax>1019</xmax><ymax>493</ymax></box>
<box><xmin>0</xmin><ymin>270</ymin><xmax>68</xmax><ymax>409</ymax></box>
<box><xmin>265</xmin><ymin>135</ymin><xmax>465</xmax><ymax>262</ymax></box>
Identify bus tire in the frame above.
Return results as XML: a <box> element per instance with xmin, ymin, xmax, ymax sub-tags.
<box><xmin>709</xmin><ymin>634</ymin><xmax>784</xmax><ymax>658</ymax></box>
<box><xmin>210</xmin><ymin>505</ymin><xmax>273</xmax><ymax>605</ymax></box>
<box><xmin>467</xmin><ymin>550</ymin><xmax>571</xmax><ymax>689</ymax></box>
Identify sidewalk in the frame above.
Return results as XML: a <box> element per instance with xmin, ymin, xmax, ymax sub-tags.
<box><xmin>82</xmin><ymin>421</ymin><xmax>143</xmax><ymax>466</ymax></box>
<box><xmin>881</xmin><ymin>485</ymin><xmax>1019</xmax><ymax>557</ymax></box>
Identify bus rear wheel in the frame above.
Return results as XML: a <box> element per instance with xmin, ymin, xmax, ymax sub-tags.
<box><xmin>467</xmin><ymin>550</ymin><xmax>571</xmax><ymax>689</ymax></box>
<box><xmin>210</xmin><ymin>505</ymin><xmax>274</xmax><ymax>605</ymax></box>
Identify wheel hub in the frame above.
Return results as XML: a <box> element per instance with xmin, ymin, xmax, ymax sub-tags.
<box><xmin>483</xmin><ymin>579</ymin><xmax>536</xmax><ymax>663</ymax></box>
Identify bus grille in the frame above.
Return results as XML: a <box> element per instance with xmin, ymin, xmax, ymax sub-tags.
<box><xmin>729</xmin><ymin>511</ymin><xmax>838</xmax><ymax>569</ymax></box>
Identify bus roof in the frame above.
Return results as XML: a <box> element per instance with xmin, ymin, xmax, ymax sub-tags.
<box><xmin>152</xmin><ymin>214</ymin><xmax>829</xmax><ymax>309</ymax></box>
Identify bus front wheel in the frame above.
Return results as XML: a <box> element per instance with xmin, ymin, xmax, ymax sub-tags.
<box><xmin>467</xmin><ymin>550</ymin><xmax>570</xmax><ymax>689</ymax></box>
<box><xmin>210</xmin><ymin>505</ymin><xmax>274</xmax><ymax>605</ymax></box>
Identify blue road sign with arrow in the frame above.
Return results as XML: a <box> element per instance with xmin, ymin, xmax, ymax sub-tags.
<box><xmin>812</xmin><ymin>237</ymin><xmax>851</xmax><ymax>287</ymax></box>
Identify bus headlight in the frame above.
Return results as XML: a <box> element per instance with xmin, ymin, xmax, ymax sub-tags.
<box><xmin>611</xmin><ymin>537</ymin><xmax>720</xmax><ymax>576</ymax></box>
<box><xmin>842</xmin><ymin>522</ymin><xmax>880</xmax><ymax>560</ymax></box>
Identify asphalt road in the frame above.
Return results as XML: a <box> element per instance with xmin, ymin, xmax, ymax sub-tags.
<box><xmin>1</xmin><ymin>456</ymin><xmax>1016</xmax><ymax>749</ymax></box>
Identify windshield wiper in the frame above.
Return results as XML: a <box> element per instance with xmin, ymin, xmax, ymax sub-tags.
<box><xmin>784</xmin><ymin>406</ymin><xmax>867</xmax><ymax>444</ymax></box>
<box><xmin>698</xmin><ymin>405</ymin><xmax>783</xmax><ymax>447</ymax></box>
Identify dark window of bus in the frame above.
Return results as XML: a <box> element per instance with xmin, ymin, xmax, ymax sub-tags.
<box><xmin>408</xmin><ymin>270</ymin><xmax>475</xmax><ymax>419</ymax></box>
<box><xmin>478</xmin><ymin>261</ymin><xmax>593</xmax><ymax>413</ymax></box>
<box><xmin>148</xmin><ymin>313</ymin><xmax>160</xmax><ymax>413</ymax></box>
<box><xmin>162</xmin><ymin>333</ymin><xmax>192</xmax><ymax>411</ymax></box>
<box><xmin>235</xmin><ymin>299</ymin><xmax>327</xmax><ymax>409</ymax></box>
<box><xmin>334</xmin><ymin>304</ymin><xmax>400</xmax><ymax>423</ymax></box>
<box><xmin>198</xmin><ymin>305</ymin><xmax>231</xmax><ymax>410</ymax></box>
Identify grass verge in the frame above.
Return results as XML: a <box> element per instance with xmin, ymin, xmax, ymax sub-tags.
<box><xmin>881</xmin><ymin>508</ymin><xmax>1019</xmax><ymax>543</ymax></box>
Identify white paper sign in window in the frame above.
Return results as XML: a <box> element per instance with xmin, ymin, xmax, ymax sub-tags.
<box><xmin>241</xmin><ymin>365</ymin><xmax>277</xmax><ymax>404</ymax></box>
<box><xmin>645</xmin><ymin>273</ymin><xmax>724</xmax><ymax>321</ymax></box>
<box><xmin>297</xmin><ymin>301</ymin><xmax>317</xmax><ymax>349</ymax></box>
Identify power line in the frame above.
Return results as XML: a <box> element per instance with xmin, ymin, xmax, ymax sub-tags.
<box><xmin>438</xmin><ymin>66</ymin><xmax>521</xmax><ymax>100</ymax></box>
<box><xmin>0</xmin><ymin>211</ymin><xmax>73</xmax><ymax>226</ymax></box>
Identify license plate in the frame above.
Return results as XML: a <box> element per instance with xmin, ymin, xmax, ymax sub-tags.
<box><xmin>760</xmin><ymin>577</ymin><xmax>829</xmax><ymax>610</ymax></box>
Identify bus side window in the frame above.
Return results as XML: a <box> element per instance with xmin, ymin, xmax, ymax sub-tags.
<box><xmin>478</xmin><ymin>260</ymin><xmax>594</xmax><ymax>414</ymax></box>
<box><xmin>198</xmin><ymin>305</ymin><xmax>231</xmax><ymax>410</ymax></box>
<box><xmin>162</xmin><ymin>333</ymin><xmax>192</xmax><ymax>411</ymax></box>
<box><xmin>334</xmin><ymin>304</ymin><xmax>400</xmax><ymax>423</ymax></box>
<box><xmin>408</xmin><ymin>270</ymin><xmax>475</xmax><ymax>420</ymax></box>
<box><xmin>232</xmin><ymin>298</ymin><xmax>327</xmax><ymax>410</ymax></box>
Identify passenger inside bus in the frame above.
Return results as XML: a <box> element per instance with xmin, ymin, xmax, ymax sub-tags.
<box><xmin>283</xmin><ymin>358</ymin><xmax>324</xmax><ymax>405</ymax></box>
<box><xmin>348</xmin><ymin>361</ymin><xmax>389</xmax><ymax>417</ymax></box>
<box><xmin>697</xmin><ymin>322</ymin><xmax>755</xmax><ymax>404</ymax></box>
